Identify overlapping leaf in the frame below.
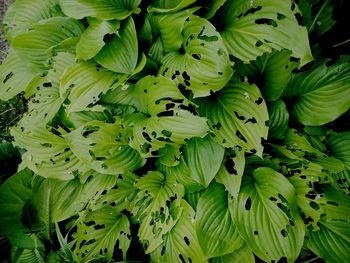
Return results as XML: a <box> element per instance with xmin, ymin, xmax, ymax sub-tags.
<box><xmin>220</xmin><ymin>0</ymin><xmax>313</xmax><ymax>65</ymax></box>
<box><xmin>197</xmin><ymin>82</ymin><xmax>269</xmax><ymax>156</ymax></box>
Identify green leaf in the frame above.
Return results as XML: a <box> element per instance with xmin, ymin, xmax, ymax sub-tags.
<box><xmin>128</xmin><ymin>171</ymin><xmax>185</xmax><ymax>253</ymax></box>
<box><xmin>3</xmin><ymin>0</ymin><xmax>63</xmax><ymax>41</ymax></box>
<box><xmin>220</xmin><ymin>0</ymin><xmax>313</xmax><ymax>66</ymax></box>
<box><xmin>197</xmin><ymin>82</ymin><xmax>269</xmax><ymax>157</ymax></box>
<box><xmin>230</xmin><ymin>167</ymin><xmax>305</xmax><ymax>262</ymax></box>
<box><xmin>216</xmin><ymin>148</ymin><xmax>245</xmax><ymax>198</ymax></box>
<box><xmin>0</xmin><ymin>50</ymin><xmax>42</xmax><ymax>100</ymax></box>
<box><xmin>95</xmin><ymin>17</ymin><xmax>139</xmax><ymax>74</ymax></box>
<box><xmin>60</xmin><ymin>0</ymin><xmax>141</xmax><ymax>20</ymax></box>
<box><xmin>76</xmin><ymin>18</ymin><xmax>120</xmax><ymax>60</ymax></box>
<box><xmin>12</xmin><ymin>17</ymin><xmax>84</xmax><ymax>73</ymax></box>
<box><xmin>195</xmin><ymin>183</ymin><xmax>244</xmax><ymax>258</ymax></box>
<box><xmin>0</xmin><ymin>168</ymin><xmax>36</xmax><ymax>235</ymax></box>
<box><xmin>11</xmin><ymin>126</ymin><xmax>88</xmax><ymax>180</ymax></box>
<box><xmin>284</xmin><ymin>57</ymin><xmax>350</xmax><ymax>125</ymax></box>
<box><xmin>148</xmin><ymin>0</ymin><xmax>198</xmax><ymax>13</ymax></box>
<box><xmin>326</xmin><ymin>131</ymin><xmax>350</xmax><ymax>167</ymax></box>
<box><xmin>72</xmin><ymin>207</ymin><xmax>131</xmax><ymax>262</ymax></box>
<box><xmin>267</xmin><ymin>99</ymin><xmax>290</xmax><ymax>140</ymax></box>
<box><xmin>150</xmin><ymin>200</ymin><xmax>206</xmax><ymax>263</ymax></box>
<box><xmin>307</xmin><ymin>219</ymin><xmax>350</xmax><ymax>263</ymax></box>
<box><xmin>0</xmin><ymin>142</ymin><xmax>20</xmax><ymax>161</ymax></box>
<box><xmin>65</xmin><ymin>120</ymin><xmax>145</xmax><ymax>175</ymax></box>
<box><xmin>60</xmin><ymin>61</ymin><xmax>124</xmax><ymax>113</ymax></box>
<box><xmin>126</xmin><ymin>76</ymin><xmax>209</xmax><ymax>156</ymax></box>
<box><xmin>210</xmin><ymin>244</ymin><xmax>255</xmax><ymax>263</ymax></box>
<box><xmin>11</xmin><ymin>234</ymin><xmax>45</xmax><ymax>263</ymax></box>
<box><xmin>236</xmin><ymin>49</ymin><xmax>298</xmax><ymax>101</ymax></box>
<box><xmin>200</xmin><ymin>0</ymin><xmax>227</xmax><ymax>19</ymax></box>
<box><xmin>158</xmin><ymin>14</ymin><xmax>233</xmax><ymax>97</ymax></box>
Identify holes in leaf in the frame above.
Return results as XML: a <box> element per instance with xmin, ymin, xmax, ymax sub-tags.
<box><xmin>93</xmin><ymin>224</ymin><xmax>105</xmax><ymax>230</ymax></box>
<box><xmin>198</xmin><ymin>35</ymin><xmax>218</xmax><ymax>42</ymax></box>
<box><xmin>161</xmin><ymin>130</ymin><xmax>172</xmax><ymax>137</ymax></box>
<box><xmin>157</xmin><ymin>110</ymin><xmax>174</xmax><ymax>117</ymax></box>
<box><xmin>281</xmin><ymin>229</ymin><xmax>288</xmax><ymax>237</ymax></box>
<box><xmin>40</xmin><ymin>143</ymin><xmax>52</xmax><ymax>148</ymax></box>
<box><xmin>236</xmin><ymin>130</ymin><xmax>248</xmax><ymax>143</ymax></box>
<box><xmin>212</xmin><ymin>122</ymin><xmax>222</xmax><ymax>129</ymax></box>
<box><xmin>277</xmin><ymin>13</ymin><xmax>286</xmax><ymax>20</ymax></box>
<box><xmin>254</xmin><ymin>230</ymin><xmax>259</xmax><ymax>235</ymax></box>
<box><xmin>43</xmin><ymin>82</ymin><xmax>52</xmax><ymax>87</ymax></box>
<box><xmin>269</xmin><ymin>196</ymin><xmax>277</xmax><ymax>202</ymax></box>
<box><xmin>82</xmin><ymin>125</ymin><xmax>100</xmax><ymax>137</ymax></box>
<box><xmin>192</xmin><ymin>54</ymin><xmax>201</xmax><ymax>60</ymax></box>
<box><xmin>255</xmin><ymin>40</ymin><xmax>263</xmax><ymax>47</ymax></box>
<box><xmin>245</xmin><ymin>197</ymin><xmax>252</xmax><ymax>210</ymax></box>
<box><xmin>277</xmin><ymin>257</ymin><xmax>288</xmax><ymax>263</ymax></box>
<box><xmin>184</xmin><ymin>236</ymin><xmax>190</xmax><ymax>246</ymax></box>
<box><xmin>161</xmin><ymin>245</ymin><xmax>166</xmax><ymax>256</ymax></box>
<box><xmin>255</xmin><ymin>18</ymin><xmax>277</xmax><ymax>27</ymax></box>
<box><xmin>3</xmin><ymin>72</ymin><xmax>13</xmax><ymax>84</ymax></box>
<box><xmin>234</xmin><ymin>111</ymin><xmax>245</xmax><ymax>121</ymax></box>
<box><xmin>142</xmin><ymin>132</ymin><xmax>152</xmax><ymax>142</ymax></box>
<box><xmin>309</xmin><ymin>201</ymin><xmax>320</xmax><ymax>210</ymax></box>
<box><xmin>326</xmin><ymin>201</ymin><xmax>338</xmax><ymax>206</ymax></box>
<box><xmin>255</xmin><ymin>97</ymin><xmax>263</xmax><ymax>105</ymax></box>
<box><xmin>277</xmin><ymin>202</ymin><xmax>292</xmax><ymax>218</ymax></box>
<box><xmin>277</xmin><ymin>193</ymin><xmax>289</xmax><ymax>204</ymax></box>
<box><xmin>179</xmin><ymin>254</ymin><xmax>186</xmax><ymax>263</ymax></box>
<box><xmin>225</xmin><ymin>156</ymin><xmax>237</xmax><ymax>175</ymax></box>
<box><xmin>245</xmin><ymin>117</ymin><xmax>257</xmax><ymax>124</ymax></box>
<box><xmin>294</xmin><ymin>12</ymin><xmax>305</xmax><ymax>26</ymax></box>
<box><xmin>166</xmin><ymin>103</ymin><xmax>175</xmax><ymax>110</ymax></box>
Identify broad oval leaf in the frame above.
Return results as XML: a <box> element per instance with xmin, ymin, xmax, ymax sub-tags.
<box><xmin>220</xmin><ymin>0</ymin><xmax>313</xmax><ymax>66</ymax></box>
<box><xmin>307</xmin><ymin>219</ymin><xmax>350</xmax><ymax>263</ymax></box>
<box><xmin>230</xmin><ymin>167</ymin><xmax>305</xmax><ymax>262</ymax></box>
<box><xmin>64</xmin><ymin>120</ymin><xmax>145</xmax><ymax>175</ymax></box>
<box><xmin>76</xmin><ymin>18</ymin><xmax>120</xmax><ymax>60</ymax></box>
<box><xmin>158</xmin><ymin>14</ymin><xmax>233</xmax><ymax>97</ymax></box>
<box><xmin>60</xmin><ymin>0</ymin><xmax>141</xmax><ymax>20</ymax></box>
<box><xmin>325</xmin><ymin>131</ymin><xmax>350</xmax><ymax>166</ymax></box>
<box><xmin>197</xmin><ymin>82</ymin><xmax>269</xmax><ymax>157</ymax></box>
<box><xmin>148</xmin><ymin>0</ymin><xmax>198</xmax><ymax>13</ymax></box>
<box><xmin>150</xmin><ymin>200</ymin><xmax>206</xmax><ymax>263</ymax></box>
<box><xmin>211</xmin><ymin>244</ymin><xmax>255</xmax><ymax>263</ymax></box>
<box><xmin>95</xmin><ymin>17</ymin><xmax>139</xmax><ymax>74</ymax></box>
<box><xmin>195</xmin><ymin>183</ymin><xmax>244</xmax><ymax>258</ymax></box>
<box><xmin>284</xmin><ymin>57</ymin><xmax>350</xmax><ymax>125</ymax></box>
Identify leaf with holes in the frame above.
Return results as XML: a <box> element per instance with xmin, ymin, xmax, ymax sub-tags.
<box><xmin>71</xmin><ymin>207</ymin><xmax>131</xmax><ymax>262</ymax></box>
<box><xmin>195</xmin><ymin>182</ymin><xmax>244</xmax><ymax>258</ymax></box>
<box><xmin>150</xmin><ymin>200</ymin><xmax>206</xmax><ymax>263</ymax></box>
<box><xmin>211</xmin><ymin>244</ymin><xmax>255</xmax><ymax>263</ymax></box>
<box><xmin>284</xmin><ymin>56</ymin><xmax>350</xmax><ymax>125</ymax></box>
<box><xmin>197</xmin><ymin>82</ymin><xmax>269</xmax><ymax>157</ymax></box>
<box><xmin>127</xmin><ymin>171</ymin><xmax>185</xmax><ymax>253</ymax></box>
<box><xmin>220</xmin><ymin>0</ymin><xmax>313</xmax><ymax>65</ymax></box>
<box><xmin>155</xmin><ymin>13</ymin><xmax>233</xmax><ymax>97</ymax></box>
<box><xmin>230</xmin><ymin>167</ymin><xmax>305</xmax><ymax>262</ymax></box>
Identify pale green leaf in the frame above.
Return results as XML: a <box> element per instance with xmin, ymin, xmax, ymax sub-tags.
<box><xmin>210</xmin><ymin>244</ymin><xmax>255</xmax><ymax>263</ymax></box>
<box><xmin>197</xmin><ymin>82</ymin><xmax>269</xmax><ymax>156</ymax></box>
<box><xmin>60</xmin><ymin>0</ymin><xmax>141</xmax><ymax>20</ymax></box>
<box><xmin>128</xmin><ymin>171</ymin><xmax>185</xmax><ymax>253</ymax></box>
<box><xmin>231</xmin><ymin>167</ymin><xmax>305</xmax><ymax>262</ymax></box>
<box><xmin>76</xmin><ymin>18</ymin><xmax>120</xmax><ymax>60</ymax></box>
<box><xmin>95</xmin><ymin>17</ymin><xmax>138</xmax><ymax>74</ymax></box>
<box><xmin>195</xmin><ymin>183</ymin><xmax>244</xmax><ymax>258</ymax></box>
<box><xmin>64</xmin><ymin>120</ymin><xmax>145</xmax><ymax>175</ymax></box>
<box><xmin>267</xmin><ymin>99</ymin><xmax>290</xmax><ymax>140</ymax></box>
<box><xmin>150</xmin><ymin>200</ymin><xmax>206</xmax><ymax>263</ymax></box>
<box><xmin>148</xmin><ymin>0</ymin><xmax>198</xmax><ymax>13</ymax></box>
<box><xmin>284</xmin><ymin>57</ymin><xmax>350</xmax><ymax>125</ymax></box>
<box><xmin>220</xmin><ymin>0</ymin><xmax>313</xmax><ymax>66</ymax></box>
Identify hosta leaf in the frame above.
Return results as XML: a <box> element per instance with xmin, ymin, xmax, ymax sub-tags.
<box><xmin>148</xmin><ymin>0</ymin><xmax>197</xmax><ymax>13</ymax></box>
<box><xmin>284</xmin><ymin>57</ymin><xmax>350</xmax><ymax>125</ymax></box>
<box><xmin>325</xmin><ymin>131</ymin><xmax>350</xmax><ymax>166</ymax></box>
<box><xmin>195</xmin><ymin>183</ymin><xmax>244</xmax><ymax>258</ymax></box>
<box><xmin>307</xmin><ymin>219</ymin><xmax>350</xmax><ymax>263</ymax></box>
<box><xmin>126</xmin><ymin>76</ymin><xmax>209</xmax><ymax>156</ymax></box>
<box><xmin>211</xmin><ymin>244</ymin><xmax>255</xmax><ymax>263</ymax></box>
<box><xmin>159</xmin><ymin>14</ymin><xmax>233</xmax><ymax>97</ymax></box>
<box><xmin>150</xmin><ymin>200</ymin><xmax>206</xmax><ymax>263</ymax></box>
<box><xmin>0</xmin><ymin>169</ymin><xmax>36</xmax><ymax>235</ymax></box>
<box><xmin>76</xmin><ymin>18</ymin><xmax>120</xmax><ymax>60</ymax></box>
<box><xmin>19</xmin><ymin>52</ymin><xmax>76</xmax><ymax>129</ymax></box>
<box><xmin>11</xmin><ymin>235</ymin><xmax>45</xmax><ymax>263</ymax></box>
<box><xmin>12</xmin><ymin>17</ymin><xmax>84</xmax><ymax>72</ymax></box>
<box><xmin>284</xmin><ymin>129</ymin><xmax>324</xmax><ymax>157</ymax></box>
<box><xmin>231</xmin><ymin>167</ymin><xmax>305</xmax><ymax>262</ymax></box>
<box><xmin>60</xmin><ymin>0</ymin><xmax>141</xmax><ymax>20</ymax></box>
<box><xmin>60</xmin><ymin>61</ymin><xmax>124</xmax><ymax>113</ymax></box>
<box><xmin>0</xmin><ymin>50</ymin><xmax>42</xmax><ymax>100</ymax></box>
<box><xmin>72</xmin><ymin>207</ymin><xmax>131</xmax><ymax>262</ymax></box>
<box><xmin>200</xmin><ymin>0</ymin><xmax>227</xmax><ymax>19</ymax></box>
<box><xmin>12</xmin><ymin>126</ymin><xmax>88</xmax><ymax>180</ymax></box>
<box><xmin>236</xmin><ymin>49</ymin><xmax>298</xmax><ymax>101</ymax></box>
<box><xmin>267</xmin><ymin>99</ymin><xmax>290</xmax><ymax>140</ymax></box>
<box><xmin>216</xmin><ymin>147</ymin><xmax>245</xmax><ymax>198</ymax></box>
<box><xmin>220</xmin><ymin>0</ymin><xmax>313</xmax><ymax>66</ymax></box>
<box><xmin>65</xmin><ymin>120</ymin><xmax>145</xmax><ymax>175</ymax></box>
<box><xmin>197</xmin><ymin>82</ymin><xmax>269</xmax><ymax>156</ymax></box>
<box><xmin>3</xmin><ymin>0</ymin><xmax>63</xmax><ymax>40</ymax></box>
<box><xmin>166</xmin><ymin>136</ymin><xmax>224</xmax><ymax>191</ymax></box>
<box><xmin>95</xmin><ymin>17</ymin><xmax>138</xmax><ymax>74</ymax></box>
<box><xmin>128</xmin><ymin>171</ymin><xmax>185</xmax><ymax>253</ymax></box>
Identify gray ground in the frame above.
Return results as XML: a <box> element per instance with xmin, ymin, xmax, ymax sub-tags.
<box><xmin>0</xmin><ymin>0</ymin><xmax>10</xmax><ymax>63</ymax></box>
